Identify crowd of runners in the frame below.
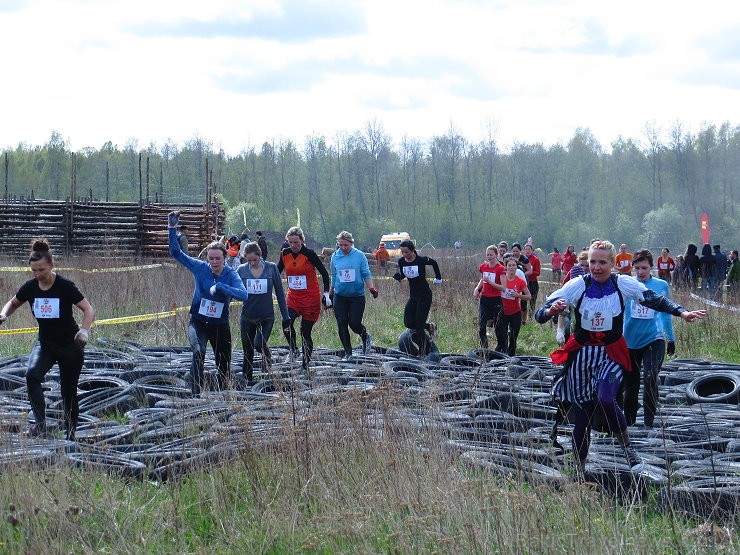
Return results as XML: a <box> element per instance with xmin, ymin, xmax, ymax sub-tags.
<box><xmin>4</xmin><ymin>216</ymin><xmax>735</xmax><ymax>477</ymax></box>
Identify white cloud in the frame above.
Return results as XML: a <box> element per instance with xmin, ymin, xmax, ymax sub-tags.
<box><xmin>1</xmin><ymin>0</ymin><xmax>738</xmax><ymax>153</ymax></box>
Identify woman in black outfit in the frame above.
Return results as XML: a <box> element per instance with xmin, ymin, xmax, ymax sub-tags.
<box><xmin>683</xmin><ymin>243</ymin><xmax>700</xmax><ymax>291</ymax></box>
<box><xmin>0</xmin><ymin>239</ymin><xmax>95</xmax><ymax>440</ymax></box>
<box><xmin>393</xmin><ymin>240</ymin><xmax>442</xmax><ymax>356</ymax></box>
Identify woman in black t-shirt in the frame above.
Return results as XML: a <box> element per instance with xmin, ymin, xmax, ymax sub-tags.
<box><xmin>0</xmin><ymin>239</ymin><xmax>94</xmax><ymax>440</ymax></box>
<box><xmin>393</xmin><ymin>240</ymin><xmax>442</xmax><ymax>356</ymax></box>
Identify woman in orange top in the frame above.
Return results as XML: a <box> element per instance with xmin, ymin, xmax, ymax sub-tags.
<box><xmin>615</xmin><ymin>244</ymin><xmax>633</xmax><ymax>275</ymax></box>
<box><xmin>277</xmin><ymin>226</ymin><xmax>331</xmax><ymax>373</ymax></box>
<box><xmin>374</xmin><ymin>242</ymin><xmax>391</xmax><ymax>274</ymax></box>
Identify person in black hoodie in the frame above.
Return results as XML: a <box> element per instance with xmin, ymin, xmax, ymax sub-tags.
<box><xmin>683</xmin><ymin>244</ymin><xmax>700</xmax><ymax>292</ymax></box>
<box><xmin>699</xmin><ymin>243</ymin><xmax>715</xmax><ymax>294</ymax></box>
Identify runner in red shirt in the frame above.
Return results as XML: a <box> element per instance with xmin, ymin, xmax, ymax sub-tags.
<box><xmin>657</xmin><ymin>248</ymin><xmax>676</xmax><ymax>283</ymax></box>
<box><xmin>489</xmin><ymin>256</ymin><xmax>531</xmax><ymax>355</ymax></box>
<box><xmin>523</xmin><ymin>244</ymin><xmax>541</xmax><ymax>323</ymax></box>
<box><xmin>550</xmin><ymin>248</ymin><xmax>563</xmax><ymax>283</ymax></box>
<box><xmin>473</xmin><ymin>245</ymin><xmax>507</xmax><ymax>349</ymax></box>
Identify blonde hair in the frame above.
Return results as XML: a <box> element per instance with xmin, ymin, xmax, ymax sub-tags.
<box><xmin>336</xmin><ymin>230</ymin><xmax>354</xmax><ymax>243</ymax></box>
<box><xmin>486</xmin><ymin>245</ymin><xmax>497</xmax><ymax>252</ymax></box>
<box><xmin>589</xmin><ymin>240</ymin><xmax>616</xmax><ymax>261</ymax></box>
<box><xmin>578</xmin><ymin>250</ymin><xmax>589</xmax><ymax>261</ymax></box>
<box><xmin>285</xmin><ymin>226</ymin><xmax>305</xmax><ymax>243</ymax></box>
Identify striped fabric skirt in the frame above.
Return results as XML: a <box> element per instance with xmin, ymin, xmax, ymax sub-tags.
<box><xmin>552</xmin><ymin>344</ymin><xmax>624</xmax><ymax>406</ymax></box>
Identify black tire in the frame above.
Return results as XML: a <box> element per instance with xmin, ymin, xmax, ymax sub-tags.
<box><xmin>686</xmin><ymin>372</ymin><xmax>740</xmax><ymax>404</ymax></box>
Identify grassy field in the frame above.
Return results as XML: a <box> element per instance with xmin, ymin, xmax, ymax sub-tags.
<box><xmin>0</xmin><ymin>253</ymin><xmax>738</xmax><ymax>553</ymax></box>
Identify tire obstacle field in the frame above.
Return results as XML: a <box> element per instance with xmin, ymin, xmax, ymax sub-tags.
<box><xmin>0</xmin><ymin>342</ymin><xmax>738</xmax><ymax>523</ymax></box>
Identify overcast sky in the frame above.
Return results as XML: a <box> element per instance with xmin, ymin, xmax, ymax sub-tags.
<box><xmin>1</xmin><ymin>0</ymin><xmax>738</xmax><ymax>154</ymax></box>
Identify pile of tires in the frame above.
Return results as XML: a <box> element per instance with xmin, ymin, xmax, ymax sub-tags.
<box><xmin>0</xmin><ymin>343</ymin><xmax>736</xmax><ymax>522</ymax></box>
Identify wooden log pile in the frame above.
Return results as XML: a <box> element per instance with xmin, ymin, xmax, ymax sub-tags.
<box><xmin>0</xmin><ymin>199</ymin><xmax>224</xmax><ymax>258</ymax></box>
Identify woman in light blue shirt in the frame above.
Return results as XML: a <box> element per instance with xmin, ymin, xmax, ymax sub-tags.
<box><xmin>330</xmin><ymin>231</ymin><xmax>378</xmax><ymax>359</ymax></box>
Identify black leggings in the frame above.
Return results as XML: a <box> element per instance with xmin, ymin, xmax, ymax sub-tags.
<box><xmin>187</xmin><ymin>319</ymin><xmax>232</xmax><ymax>395</ymax></box>
<box><xmin>494</xmin><ymin>311</ymin><xmax>522</xmax><ymax>356</ymax></box>
<box><xmin>240</xmin><ymin>318</ymin><xmax>275</xmax><ymax>380</ymax></box>
<box><xmin>26</xmin><ymin>341</ymin><xmax>84</xmax><ymax>439</ymax></box>
<box><xmin>404</xmin><ymin>293</ymin><xmax>433</xmax><ymax>355</ymax></box>
<box><xmin>333</xmin><ymin>294</ymin><xmax>368</xmax><ymax>356</ymax></box>
<box><xmin>478</xmin><ymin>296</ymin><xmax>502</xmax><ymax>349</ymax></box>
<box><xmin>623</xmin><ymin>340</ymin><xmax>665</xmax><ymax>427</ymax></box>
<box><xmin>283</xmin><ymin>309</ymin><xmax>316</xmax><ymax>369</ymax></box>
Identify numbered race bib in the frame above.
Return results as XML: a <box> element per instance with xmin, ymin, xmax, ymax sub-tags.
<box><xmin>198</xmin><ymin>299</ymin><xmax>224</xmax><ymax>318</ymax></box>
<box><xmin>288</xmin><ymin>275</ymin><xmax>308</xmax><ymax>290</ymax></box>
<box><xmin>33</xmin><ymin>298</ymin><xmax>60</xmax><ymax>319</ymax></box>
<box><xmin>483</xmin><ymin>272</ymin><xmax>497</xmax><ymax>284</ymax></box>
<box><xmin>630</xmin><ymin>303</ymin><xmax>655</xmax><ymax>320</ymax></box>
<box><xmin>620</xmin><ymin>260</ymin><xmax>629</xmax><ymax>268</ymax></box>
<box><xmin>246</xmin><ymin>279</ymin><xmax>268</xmax><ymax>294</ymax></box>
<box><xmin>402</xmin><ymin>265</ymin><xmax>419</xmax><ymax>279</ymax></box>
<box><xmin>502</xmin><ymin>288</ymin><xmax>517</xmax><ymax>300</ymax></box>
<box><xmin>580</xmin><ymin>308</ymin><xmax>613</xmax><ymax>332</ymax></box>
<box><xmin>659</xmin><ymin>263</ymin><xmax>668</xmax><ymax>270</ymax></box>
<box><xmin>338</xmin><ymin>269</ymin><xmax>356</xmax><ymax>283</ymax></box>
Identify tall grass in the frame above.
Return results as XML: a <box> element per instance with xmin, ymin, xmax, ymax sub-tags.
<box><xmin>1</xmin><ymin>386</ymin><xmax>735</xmax><ymax>553</ymax></box>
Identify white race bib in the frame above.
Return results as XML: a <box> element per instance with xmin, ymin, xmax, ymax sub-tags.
<box><xmin>246</xmin><ymin>279</ymin><xmax>268</xmax><ymax>295</ymax></box>
<box><xmin>630</xmin><ymin>303</ymin><xmax>655</xmax><ymax>320</ymax></box>
<box><xmin>580</xmin><ymin>308</ymin><xmax>613</xmax><ymax>331</ymax></box>
<box><xmin>338</xmin><ymin>269</ymin><xmax>356</xmax><ymax>283</ymax></box>
<box><xmin>198</xmin><ymin>299</ymin><xmax>224</xmax><ymax>318</ymax></box>
<box><xmin>502</xmin><ymin>288</ymin><xmax>517</xmax><ymax>300</ymax></box>
<box><xmin>33</xmin><ymin>298</ymin><xmax>60</xmax><ymax>319</ymax></box>
<box><xmin>659</xmin><ymin>263</ymin><xmax>668</xmax><ymax>270</ymax></box>
<box><xmin>620</xmin><ymin>260</ymin><xmax>629</xmax><ymax>268</ymax></box>
<box><xmin>288</xmin><ymin>275</ymin><xmax>308</xmax><ymax>290</ymax></box>
<box><xmin>483</xmin><ymin>272</ymin><xmax>497</xmax><ymax>284</ymax></box>
<box><xmin>402</xmin><ymin>265</ymin><xmax>419</xmax><ymax>279</ymax></box>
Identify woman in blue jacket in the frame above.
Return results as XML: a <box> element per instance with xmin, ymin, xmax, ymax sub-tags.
<box><xmin>622</xmin><ymin>249</ymin><xmax>676</xmax><ymax>428</ymax></box>
<box><xmin>330</xmin><ymin>231</ymin><xmax>378</xmax><ymax>359</ymax></box>
<box><xmin>168</xmin><ymin>212</ymin><xmax>248</xmax><ymax>395</ymax></box>
<box><xmin>237</xmin><ymin>241</ymin><xmax>290</xmax><ymax>381</ymax></box>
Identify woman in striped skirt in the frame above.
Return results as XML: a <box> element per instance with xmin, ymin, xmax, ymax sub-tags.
<box><xmin>535</xmin><ymin>240</ymin><xmax>706</xmax><ymax>476</ymax></box>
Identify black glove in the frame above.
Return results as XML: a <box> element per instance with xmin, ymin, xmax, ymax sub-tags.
<box><xmin>666</xmin><ymin>341</ymin><xmax>675</xmax><ymax>356</ymax></box>
<box><xmin>369</xmin><ymin>287</ymin><xmax>379</xmax><ymax>299</ymax></box>
<box><xmin>392</xmin><ymin>272</ymin><xmax>402</xmax><ymax>281</ymax></box>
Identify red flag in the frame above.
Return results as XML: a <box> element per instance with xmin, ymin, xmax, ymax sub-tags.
<box><xmin>700</xmin><ymin>213</ymin><xmax>710</xmax><ymax>245</ymax></box>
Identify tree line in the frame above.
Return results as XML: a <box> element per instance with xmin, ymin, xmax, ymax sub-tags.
<box><xmin>2</xmin><ymin>120</ymin><xmax>739</xmax><ymax>252</ymax></box>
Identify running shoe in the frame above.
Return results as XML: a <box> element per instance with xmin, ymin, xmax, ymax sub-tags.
<box><xmin>28</xmin><ymin>424</ymin><xmax>48</xmax><ymax>438</ymax></box>
<box><xmin>428</xmin><ymin>322</ymin><xmax>438</xmax><ymax>341</ymax></box>
<box><xmin>362</xmin><ymin>334</ymin><xmax>372</xmax><ymax>354</ymax></box>
<box><xmin>623</xmin><ymin>444</ymin><xmax>644</xmax><ymax>472</ymax></box>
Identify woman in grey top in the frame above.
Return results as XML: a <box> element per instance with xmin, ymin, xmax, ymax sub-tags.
<box><xmin>237</xmin><ymin>242</ymin><xmax>290</xmax><ymax>381</ymax></box>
